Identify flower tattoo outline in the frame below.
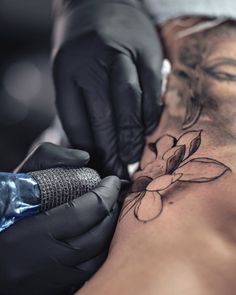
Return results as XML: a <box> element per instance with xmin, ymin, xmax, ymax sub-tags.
<box><xmin>120</xmin><ymin>130</ymin><xmax>231</xmax><ymax>223</ymax></box>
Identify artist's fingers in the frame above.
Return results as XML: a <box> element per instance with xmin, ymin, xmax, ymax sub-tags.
<box><xmin>53</xmin><ymin>51</ymin><xmax>94</xmax><ymax>154</ymax></box>
<box><xmin>44</xmin><ymin>176</ymin><xmax>121</xmax><ymax>240</ymax></box>
<box><xmin>16</xmin><ymin>143</ymin><xmax>90</xmax><ymax>173</ymax></box>
<box><xmin>83</xmin><ymin>70</ymin><xmax>127</xmax><ymax>178</ymax></box>
<box><xmin>31</xmin><ymin>251</ymin><xmax>108</xmax><ymax>293</ymax></box>
<box><xmin>63</xmin><ymin>204</ymin><xmax>119</xmax><ymax>264</ymax></box>
<box><xmin>70</xmin><ymin>250</ymin><xmax>108</xmax><ymax>288</ymax></box>
<box><xmin>111</xmin><ymin>54</ymin><xmax>144</xmax><ymax>164</ymax></box>
<box><xmin>138</xmin><ymin>34</ymin><xmax>164</xmax><ymax>135</ymax></box>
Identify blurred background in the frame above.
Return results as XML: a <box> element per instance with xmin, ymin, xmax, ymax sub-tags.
<box><xmin>0</xmin><ymin>0</ymin><xmax>55</xmax><ymax>171</ymax></box>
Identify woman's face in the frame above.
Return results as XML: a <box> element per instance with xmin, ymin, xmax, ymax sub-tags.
<box><xmin>167</xmin><ymin>25</ymin><xmax>236</xmax><ymax>129</ymax></box>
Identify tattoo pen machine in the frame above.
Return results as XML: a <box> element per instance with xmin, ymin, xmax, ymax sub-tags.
<box><xmin>0</xmin><ymin>167</ymin><xmax>101</xmax><ymax>232</ymax></box>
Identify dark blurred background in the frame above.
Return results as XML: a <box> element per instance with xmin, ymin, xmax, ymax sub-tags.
<box><xmin>0</xmin><ymin>0</ymin><xmax>55</xmax><ymax>171</ymax></box>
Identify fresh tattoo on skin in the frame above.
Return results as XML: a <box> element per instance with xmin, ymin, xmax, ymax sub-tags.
<box><xmin>120</xmin><ymin>22</ymin><xmax>235</xmax><ymax>223</ymax></box>
<box><xmin>120</xmin><ymin>130</ymin><xmax>231</xmax><ymax>223</ymax></box>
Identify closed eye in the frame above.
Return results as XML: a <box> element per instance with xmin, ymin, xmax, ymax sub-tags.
<box><xmin>173</xmin><ymin>69</ymin><xmax>191</xmax><ymax>80</ymax></box>
<box><xmin>203</xmin><ymin>59</ymin><xmax>236</xmax><ymax>81</ymax></box>
<box><xmin>203</xmin><ymin>67</ymin><xmax>236</xmax><ymax>81</ymax></box>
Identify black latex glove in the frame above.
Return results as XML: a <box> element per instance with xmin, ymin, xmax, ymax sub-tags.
<box><xmin>52</xmin><ymin>0</ymin><xmax>164</xmax><ymax>179</ymax></box>
<box><xmin>0</xmin><ymin>143</ymin><xmax>121</xmax><ymax>295</ymax></box>
<box><xmin>14</xmin><ymin>142</ymin><xmax>90</xmax><ymax>173</ymax></box>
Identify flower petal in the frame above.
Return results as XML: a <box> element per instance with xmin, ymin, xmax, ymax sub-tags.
<box><xmin>134</xmin><ymin>160</ymin><xmax>166</xmax><ymax>180</ymax></box>
<box><xmin>177</xmin><ymin>130</ymin><xmax>202</xmax><ymax>159</ymax></box>
<box><xmin>155</xmin><ymin>135</ymin><xmax>176</xmax><ymax>159</ymax></box>
<box><xmin>146</xmin><ymin>173</ymin><xmax>182</xmax><ymax>191</ymax></box>
<box><xmin>131</xmin><ymin>177</ymin><xmax>153</xmax><ymax>193</ymax></box>
<box><xmin>140</xmin><ymin>146</ymin><xmax>157</xmax><ymax>170</ymax></box>
<box><xmin>163</xmin><ymin>145</ymin><xmax>186</xmax><ymax>174</ymax></box>
<box><xmin>176</xmin><ymin>157</ymin><xmax>231</xmax><ymax>182</ymax></box>
<box><xmin>134</xmin><ymin>191</ymin><xmax>163</xmax><ymax>222</ymax></box>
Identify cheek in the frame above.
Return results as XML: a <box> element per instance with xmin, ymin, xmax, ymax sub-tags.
<box><xmin>200</xmin><ymin>75</ymin><xmax>236</xmax><ymax>118</ymax></box>
<box><xmin>203</xmin><ymin>76</ymin><xmax>236</xmax><ymax>100</ymax></box>
<box><xmin>164</xmin><ymin>89</ymin><xmax>186</xmax><ymax>117</ymax></box>
<box><xmin>200</xmin><ymin>78</ymin><xmax>219</xmax><ymax>112</ymax></box>
<box><xmin>163</xmin><ymin>74</ymin><xmax>188</xmax><ymax>118</ymax></box>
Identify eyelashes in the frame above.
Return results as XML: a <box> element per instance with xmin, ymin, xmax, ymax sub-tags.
<box><xmin>174</xmin><ymin>69</ymin><xmax>191</xmax><ymax>80</ymax></box>
<box><xmin>203</xmin><ymin>67</ymin><xmax>236</xmax><ymax>81</ymax></box>
<box><xmin>174</xmin><ymin>56</ymin><xmax>236</xmax><ymax>82</ymax></box>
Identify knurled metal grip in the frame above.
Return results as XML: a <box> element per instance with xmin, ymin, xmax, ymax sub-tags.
<box><xmin>30</xmin><ymin>167</ymin><xmax>101</xmax><ymax>211</ymax></box>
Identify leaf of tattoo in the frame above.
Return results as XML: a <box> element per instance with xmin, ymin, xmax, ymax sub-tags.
<box><xmin>182</xmin><ymin>95</ymin><xmax>203</xmax><ymax>130</ymax></box>
<box><xmin>176</xmin><ymin>158</ymin><xmax>230</xmax><ymax>182</ymax></box>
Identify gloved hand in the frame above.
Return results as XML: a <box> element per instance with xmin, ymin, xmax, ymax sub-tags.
<box><xmin>14</xmin><ymin>141</ymin><xmax>90</xmax><ymax>172</ymax></box>
<box><xmin>0</xmin><ymin>143</ymin><xmax>121</xmax><ymax>295</ymax></box>
<box><xmin>52</xmin><ymin>0</ymin><xmax>164</xmax><ymax>179</ymax></box>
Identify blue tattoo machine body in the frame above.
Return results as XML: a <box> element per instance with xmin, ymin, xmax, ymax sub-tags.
<box><xmin>0</xmin><ymin>167</ymin><xmax>101</xmax><ymax>232</ymax></box>
<box><xmin>0</xmin><ymin>172</ymin><xmax>40</xmax><ymax>232</ymax></box>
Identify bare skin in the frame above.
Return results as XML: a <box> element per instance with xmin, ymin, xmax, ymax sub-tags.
<box><xmin>76</xmin><ymin>20</ymin><xmax>236</xmax><ymax>295</ymax></box>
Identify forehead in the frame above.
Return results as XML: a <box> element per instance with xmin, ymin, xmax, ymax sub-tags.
<box><xmin>178</xmin><ymin>25</ymin><xmax>236</xmax><ymax>68</ymax></box>
<box><xmin>207</xmin><ymin>39</ymin><xmax>236</xmax><ymax>61</ymax></box>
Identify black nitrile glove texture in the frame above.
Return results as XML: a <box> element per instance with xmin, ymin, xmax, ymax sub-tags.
<box><xmin>14</xmin><ymin>142</ymin><xmax>90</xmax><ymax>173</ymax></box>
<box><xmin>53</xmin><ymin>0</ymin><xmax>164</xmax><ymax>179</ymax></box>
<box><xmin>0</xmin><ymin>143</ymin><xmax>121</xmax><ymax>295</ymax></box>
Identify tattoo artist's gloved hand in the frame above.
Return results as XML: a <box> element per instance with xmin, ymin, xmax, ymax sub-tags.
<box><xmin>14</xmin><ymin>141</ymin><xmax>90</xmax><ymax>173</ymax></box>
<box><xmin>52</xmin><ymin>0</ymin><xmax>164</xmax><ymax>178</ymax></box>
<box><xmin>0</xmin><ymin>143</ymin><xmax>121</xmax><ymax>295</ymax></box>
